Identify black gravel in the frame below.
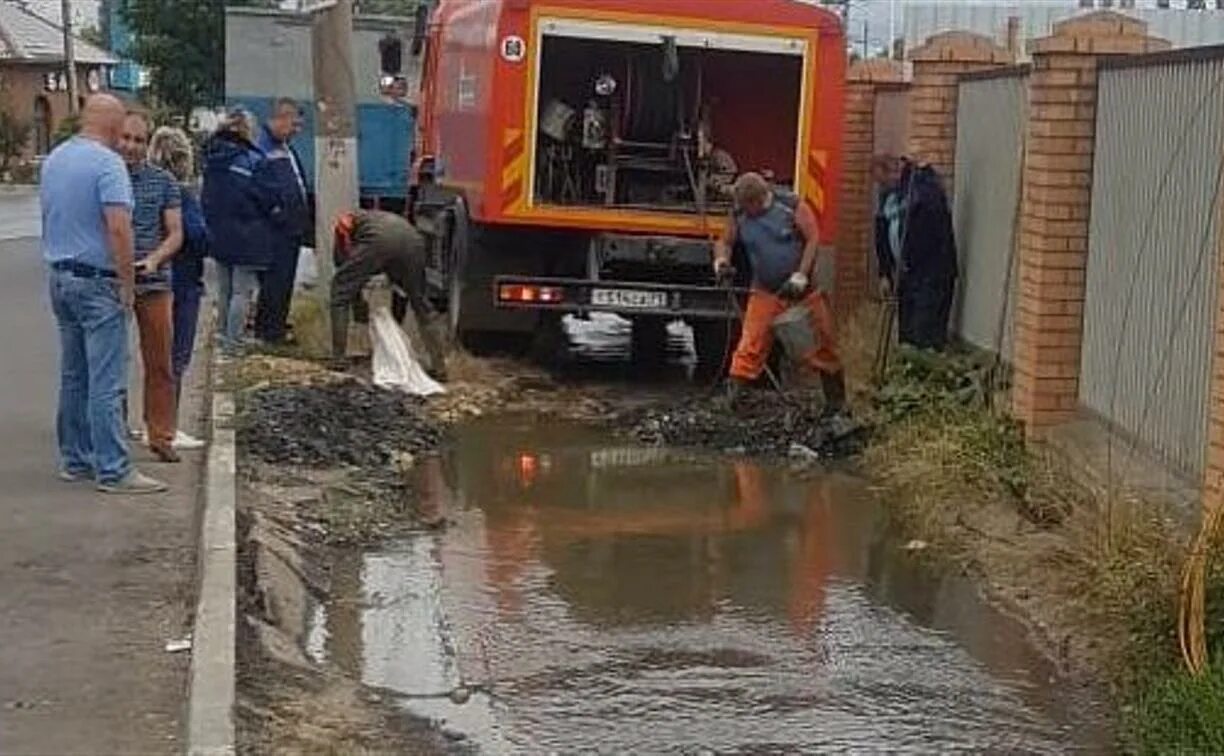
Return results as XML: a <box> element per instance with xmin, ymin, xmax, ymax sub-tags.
<box><xmin>239</xmin><ymin>381</ymin><xmax>443</xmax><ymax>468</ymax></box>
<box><xmin>626</xmin><ymin>390</ymin><xmax>868</xmax><ymax>459</ymax></box>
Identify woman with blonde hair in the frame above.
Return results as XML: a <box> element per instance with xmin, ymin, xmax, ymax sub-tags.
<box><xmin>149</xmin><ymin>125</ymin><xmax>209</xmax><ymax>450</ymax></box>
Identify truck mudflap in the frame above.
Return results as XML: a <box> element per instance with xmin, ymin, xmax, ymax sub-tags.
<box><xmin>493</xmin><ymin>275</ymin><xmax>747</xmax><ymax>320</ymax></box>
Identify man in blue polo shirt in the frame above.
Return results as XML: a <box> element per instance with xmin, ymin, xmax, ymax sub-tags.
<box><xmin>40</xmin><ymin>94</ymin><xmax>167</xmax><ymax>494</ymax></box>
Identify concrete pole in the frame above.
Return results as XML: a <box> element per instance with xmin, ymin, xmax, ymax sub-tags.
<box><xmin>311</xmin><ymin>0</ymin><xmax>358</xmax><ymax>290</ymax></box>
<box><xmin>61</xmin><ymin>0</ymin><xmax>80</xmax><ymax>116</ymax></box>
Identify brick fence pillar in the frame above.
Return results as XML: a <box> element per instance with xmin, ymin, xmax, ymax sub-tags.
<box><xmin>907</xmin><ymin>32</ymin><xmax>1013</xmax><ymax>190</ymax></box>
<box><xmin>835</xmin><ymin>59</ymin><xmax>906</xmax><ymax>314</ymax></box>
<box><xmin>1011</xmin><ymin>12</ymin><xmax>1168</xmax><ymax>430</ymax></box>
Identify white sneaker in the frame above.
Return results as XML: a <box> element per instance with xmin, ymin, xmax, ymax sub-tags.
<box><xmin>173</xmin><ymin>430</ymin><xmax>206</xmax><ymax>450</ymax></box>
<box><xmin>97</xmin><ymin>469</ymin><xmax>168</xmax><ymax>495</ymax></box>
<box><xmin>130</xmin><ymin>427</ymin><xmax>147</xmax><ymax>443</ymax></box>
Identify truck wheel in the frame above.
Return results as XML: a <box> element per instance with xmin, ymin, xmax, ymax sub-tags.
<box><xmin>445</xmin><ymin>202</ymin><xmax>473</xmax><ymax>347</ymax></box>
<box><xmin>692</xmin><ymin>319</ymin><xmax>737</xmax><ymax>382</ymax></box>
<box><xmin>444</xmin><ymin>200</ymin><xmax>538</xmax><ymax>355</ymax></box>
<box><xmin>631</xmin><ymin>316</ymin><xmax>670</xmax><ymax>368</ymax></box>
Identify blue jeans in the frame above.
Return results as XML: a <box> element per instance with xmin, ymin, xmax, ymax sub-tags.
<box><xmin>216</xmin><ymin>263</ymin><xmax>261</xmax><ymax>351</ymax></box>
<box><xmin>172</xmin><ymin>279</ymin><xmax>202</xmax><ymax>395</ymax></box>
<box><xmin>49</xmin><ymin>268</ymin><xmax>131</xmax><ymax>484</ymax></box>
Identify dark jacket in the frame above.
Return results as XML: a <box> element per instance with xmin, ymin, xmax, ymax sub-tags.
<box><xmin>171</xmin><ymin>184</ymin><xmax>210</xmax><ymax>289</ymax></box>
<box><xmin>256</xmin><ymin>125</ymin><xmax>312</xmax><ymax>241</ymax></box>
<box><xmin>201</xmin><ymin>132</ymin><xmax>279</xmax><ymax>269</ymax></box>
<box><xmin>875</xmin><ymin>161</ymin><xmax>958</xmax><ymax>286</ymax></box>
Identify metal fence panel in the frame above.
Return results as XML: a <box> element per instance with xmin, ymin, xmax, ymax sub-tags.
<box><xmin>951</xmin><ymin>73</ymin><xmax>1027</xmax><ymax>359</ymax></box>
<box><xmin>1080</xmin><ymin>54</ymin><xmax>1224</xmax><ymax>479</ymax></box>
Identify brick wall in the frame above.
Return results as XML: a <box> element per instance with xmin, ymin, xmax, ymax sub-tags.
<box><xmin>835</xmin><ymin>59</ymin><xmax>905</xmax><ymax>314</ymax></box>
<box><xmin>907</xmin><ymin>32</ymin><xmax>1013</xmax><ymax>191</ymax></box>
<box><xmin>1010</xmin><ymin>12</ymin><xmax>1168</xmax><ymax>429</ymax></box>
<box><xmin>0</xmin><ymin>63</ymin><xmax>93</xmax><ymax>162</ymax></box>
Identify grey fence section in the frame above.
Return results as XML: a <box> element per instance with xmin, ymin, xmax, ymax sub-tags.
<box><xmin>1080</xmin><ymin>52</ymin><xmax>1224</xmax><ymax>479</ymax></box>
<box><xmin>951</xmin><ymin>71</ymin><xmax>1027</xmax><ymax>359</ymax></box>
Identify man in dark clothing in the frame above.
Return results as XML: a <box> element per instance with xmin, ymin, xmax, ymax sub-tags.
<box><xmin>331</xmin><ymin>210</ymin><xmax>448</xmax><ymax>380</ymax></box>
<box><xmin>874</xmin><ymin>156</ymin><xmax>958</xmax><ymax>351</ymax></box>
<box><xmin>255</xmin><ymin>98</ymin><xmax>311</xmax><ymax>344</ymax></box>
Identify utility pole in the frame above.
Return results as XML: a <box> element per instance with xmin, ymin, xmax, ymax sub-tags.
<box><xmin>61</xmin><ymin>0</ymin><xmax>79</xmax><ymax>115</ymax></box>
<box><xmin>310</xmin><ymin>0</ymin><xmax>358</xmax><ymax>290</ymax></box>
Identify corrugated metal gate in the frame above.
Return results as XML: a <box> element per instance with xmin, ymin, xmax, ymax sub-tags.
<box><xmin>951</xmin><ymin>71</ymin><xmax>1027</xmax><ymax>358</ymax></box>
<box><xmin>1080</xmin><ymin>52</ymin><xmax>1224</xmax><ymax>478</ymax></box>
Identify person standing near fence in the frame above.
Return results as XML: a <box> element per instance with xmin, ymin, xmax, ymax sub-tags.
<box><xmin>41</xmin><ymin>94</ymin><xmax>167</xmax><ymax>494</ymax></box>
<box><xmin>149</xmin><ymin>126</ymin><xmax>208</xmax><ymax>451</ymax></box>
<box><xmin>874</xmin><ymin>155</ymin><xmax>959</xmax><ymax>351</ymax></box>
<box><xmin>202</xmin><ymin>109</ymin><xmax>279</xmax><ymax>354</ymax></box>
<box><xmin>255</xmin><ymin>98</ymin><xmax>311</xmax><ymax>345</ymax></box>
<box><xmin>119</xmin><ymin>109</ymin><xmax>184</xmax><ymax>464</ymax></box>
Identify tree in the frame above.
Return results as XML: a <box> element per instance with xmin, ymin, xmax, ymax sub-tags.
<box><xmin>122</xmin><ymin>0</ymin><xmax>271</xmax><ymax>117</ymax></box>
<box><xmin>0</xmin><ymin>109</ymin><xmax>33</xmax><ymax>178</ymax></box>
<box><xmin>79</xmin><ymin>25</ymin><xmax>105</xmax><ymax>48</ymax></box>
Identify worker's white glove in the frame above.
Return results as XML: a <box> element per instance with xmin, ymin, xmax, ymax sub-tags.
<box><xmin>780</xmin><ymin>272</ymin><xmax>809</xmax><ymax>299</ymax></box>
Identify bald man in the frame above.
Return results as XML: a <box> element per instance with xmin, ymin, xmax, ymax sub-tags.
<box><xmin>41</xmin><ymin>94</ymin><xmax>167</xmax><ymax>494</ymax></box>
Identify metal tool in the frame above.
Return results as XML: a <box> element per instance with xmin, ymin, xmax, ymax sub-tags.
<box><xmin>873</xmin><ymin>297</ymin><xmax>898</xmax><ymax>386</ymax></box>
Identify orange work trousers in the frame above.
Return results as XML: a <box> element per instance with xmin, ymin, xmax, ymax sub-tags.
<box><xmin>134</xmin><ymin>291</ymin><xmax>176</xmax><ymax>450</ymax></box>
<box><xmin>730</xmin><ymin>288</ymin><xmax>841</xmax><ymax>381</ymax></box>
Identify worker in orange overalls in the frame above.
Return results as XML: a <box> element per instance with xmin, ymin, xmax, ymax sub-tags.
<box><xmin>713</xmin><ymin>172</ymin><xmax>845</xmax><ymax>414</ymax></box>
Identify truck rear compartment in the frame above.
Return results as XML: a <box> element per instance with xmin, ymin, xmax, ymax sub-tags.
<box><xmin>532</xmin><ymin>33</ymin><xmax>804</xmax><ymax>214</ymax></box>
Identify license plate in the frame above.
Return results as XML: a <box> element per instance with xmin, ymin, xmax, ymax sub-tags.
<box><xmin>590</xmin><ymin>288</ymin><xmax>668</xmax><ymax>310</ymax></box>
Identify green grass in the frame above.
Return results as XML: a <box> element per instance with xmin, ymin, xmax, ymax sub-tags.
<box><xmin>1131</xmin><ymin>662</ymin><xmax>1224</xmax><ymax>754</ymax></box>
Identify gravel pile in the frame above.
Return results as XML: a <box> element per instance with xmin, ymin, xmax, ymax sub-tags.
<box><xmin>626</xmin><ymin>391</ymin><xmax>868</xmax><ymax>459</ymax></box>
<box><xmin>240</xmin><ymin>381</ymin><xmax>443</xmax><ymax>468</ymax></box>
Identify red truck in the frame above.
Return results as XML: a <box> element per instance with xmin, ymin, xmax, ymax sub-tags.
<box><xmin>410</xmin><ymin>0</ymin><xmax>845</xmax><ymax>372</ymax></box>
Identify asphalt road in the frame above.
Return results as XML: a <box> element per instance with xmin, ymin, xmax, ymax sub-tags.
<box><xmin>0</xmin><ymin>193</ymin><xmax>204</xmax><ymax>754</ymax></box>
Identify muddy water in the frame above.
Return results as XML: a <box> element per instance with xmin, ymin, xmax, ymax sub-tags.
<box><xmin>303</xmin><ymin>419</ymin><xmax>1110</xmax><ymax>754</ymax></box>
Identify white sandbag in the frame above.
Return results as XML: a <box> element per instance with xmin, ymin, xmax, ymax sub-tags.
<box><xmin>370</xmin><ymin>306</ymin><xmax>446</xmax><ymax>396</ymax></box>
<box><xmin>294</xmin><ymin>247</ymin><xmax>318</xmax><ymax>291</ymax></box>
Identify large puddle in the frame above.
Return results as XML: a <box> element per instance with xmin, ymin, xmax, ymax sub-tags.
<box><xmin>300</xmin><ymin>418</ymin><xmax>1111</xmax><ymax>754</ymax></box>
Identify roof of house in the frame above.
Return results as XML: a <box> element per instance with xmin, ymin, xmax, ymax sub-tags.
<box><xmin>0</xmin><ymin>1</ymin><xmax>117</xmax><ymax>65</ymax></box>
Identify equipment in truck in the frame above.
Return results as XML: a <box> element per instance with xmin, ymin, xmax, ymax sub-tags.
<box><xmin>408</xmin><ymin>0</ymin><xmax>844</xmax><ymax>373</ymax></box>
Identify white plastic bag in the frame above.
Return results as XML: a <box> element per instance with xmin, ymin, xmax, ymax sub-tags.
<box><xmin>370</xmin><ymin>306</ymin><xmax>446</xmax><ymax>396</ymax></box>
<box><xmin>294</xmin><ymin>246</ymin><xmax>318</xmax><ymax>290</ymax></box>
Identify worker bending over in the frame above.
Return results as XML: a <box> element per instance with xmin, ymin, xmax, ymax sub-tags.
<box><xmin>330</xmin><ymin>209</ymin><xmax>448</xmax><ymax>380</ymax></box>
<box><xmin>713</xmin><ymin>172</ymin><xmax>845</xmax><ymax>414</ymax></box>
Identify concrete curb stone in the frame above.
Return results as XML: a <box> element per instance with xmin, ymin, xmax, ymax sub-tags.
<box><xmin>187</xmin><ymin>349</ymin><xmax>237</xmax><ymax>756</ymax></box>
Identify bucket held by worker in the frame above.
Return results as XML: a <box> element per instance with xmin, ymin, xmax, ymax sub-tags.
<box><xmin>772</xmin><ymin>304</ymin><xmax>818</xmax><ymax>365</ymax></box>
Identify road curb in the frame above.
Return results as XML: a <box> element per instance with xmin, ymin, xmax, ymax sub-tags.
<box><xmin>187</xmin><ymin>357</ymin><xmax>237</xmax><ymax>756</ymax></box>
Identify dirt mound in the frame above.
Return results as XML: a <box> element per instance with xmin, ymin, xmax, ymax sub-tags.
<box><xmin>626</xmin><ymin>390</ymin><xmax>868</xmax><ymax>458</ymax></box>
<box><xmin>240</xmin><ymin>381</ymin><xmax>443</xmax><ymax>468</ymax></box>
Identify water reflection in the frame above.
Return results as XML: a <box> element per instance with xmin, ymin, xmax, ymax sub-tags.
<box><xmin>302</xmin><ymin>420</ymin><xmax>1109</xmax><ymax>754</ymax></box>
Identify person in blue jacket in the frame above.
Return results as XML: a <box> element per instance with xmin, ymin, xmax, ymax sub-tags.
<box><xmin>254</xmin><ymin>98</ymin><xmax>311</xmax><ymax>345</ymax></box>
<box><xmin>149</xmin><ymin>126</ymin><xmax>209</xmax><ymax>451</ymax></box>
<box><xmin>201</xmin><ymin>109</ymin><xmax>280</xmax><ymax>354</ymax></box>
<box><xmin>874</xmin><ymin>155</ymin><xmax>959</xmax><ymax>351</ymax></box>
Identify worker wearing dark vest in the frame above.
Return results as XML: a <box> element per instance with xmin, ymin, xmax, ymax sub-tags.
<box><xmin>713</xmin><ymin>172</ymin><xmax>844</xmax><ymax>413</ymax></box>
<box><xmin>330</xmin><ymin>210</ymin><xmax>448</xmax><ymax>380</ymax></box>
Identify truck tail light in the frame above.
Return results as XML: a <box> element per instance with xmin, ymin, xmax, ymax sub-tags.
<box><xmin>499</xmin><ymin>284</ymin><xmax>564</xmax><ymax>304</ymax></box>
